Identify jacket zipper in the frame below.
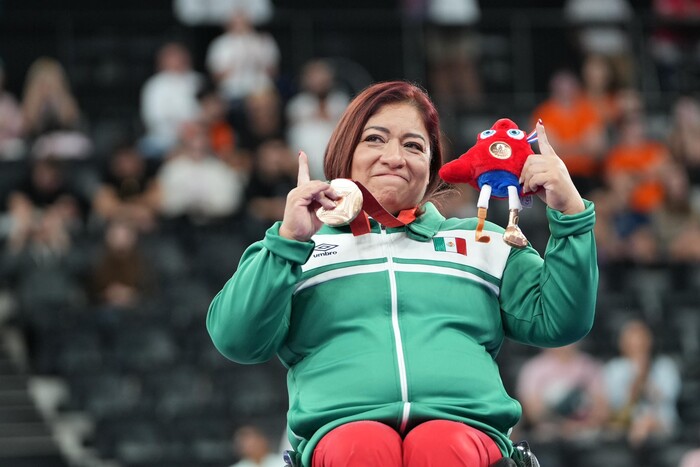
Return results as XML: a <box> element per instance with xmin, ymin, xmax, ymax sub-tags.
<box><xmin>380</xmin><ymin>227</ymin><xmax>411</xmax><ymax>433</ymax></box>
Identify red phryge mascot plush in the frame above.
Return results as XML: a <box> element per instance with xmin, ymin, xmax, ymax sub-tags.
<box><xmin>439</xmin><ymin>118</ymin><xmax>537</xmax><ymax>249</ymax></box>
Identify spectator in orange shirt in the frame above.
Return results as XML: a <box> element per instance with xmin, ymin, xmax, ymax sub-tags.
<box><xmin>604</xmin><ymin>114</ymin><xmax>670</xmax><ymax>215</ymax></box>
<box><xmin>532</xmin><ymin>70</ymin><xmax>606</xmax><ymax>195</ymax></box>
<box><xmin>198</xmin><ymin>85</ymin><xmax>251</xmax><ymax>172</ymax></box>
<box><xmin>597</xmin><ymin>114</ymin><xmax>672</xmax><ymax>264</ymax></box>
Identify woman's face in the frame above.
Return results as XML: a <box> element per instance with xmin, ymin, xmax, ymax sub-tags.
<box><xmin>350</xmin><ymin>102</ymin><xmax>431</xmax><ymax>214</ymax></box>
<box><xmin>583</xmin><ymin>56</ymin><xmax>610</xmax><ymax>91</ymax></box>
<box><xmin>619</xmin><ymin>321</ymin><xmax>652</xmax><ymax>359</ymax></box>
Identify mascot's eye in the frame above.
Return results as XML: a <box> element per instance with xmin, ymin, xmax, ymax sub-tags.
<box><xmin>479</xmin><ymin>129</ymin><xmax>496</xmax><ymax>139</ymax></box>
<box><xmin>507</xmin><ymin>129</ymin><xmax>525</xmax><ymax>139</ymax></box>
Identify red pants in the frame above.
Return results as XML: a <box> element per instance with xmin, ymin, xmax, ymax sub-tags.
<box><xmin>312</xmin><ymin>420</ymin><xmax>504</xmax><ymax>467</ymax></box>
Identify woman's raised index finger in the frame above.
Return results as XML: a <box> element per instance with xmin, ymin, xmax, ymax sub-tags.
<box><xmin>536</xmin><ymin>121</ymin><xmax>556</xmax><ymax>156</ymax></box>
<box><xmin>297</xmin><ymin>150</ymin><xmax>311</xmax><ymax>186</ymax></box>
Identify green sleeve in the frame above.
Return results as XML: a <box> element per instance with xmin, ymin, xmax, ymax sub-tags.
<box><xmin>206</xmin><ymin>222</ymin><xmax>315</xmax><ymax>364</ymax></box>
<box><xmin>499</xmin><ymin>200</ymin><xmax>598</xmax><ymax>347</ymax></box>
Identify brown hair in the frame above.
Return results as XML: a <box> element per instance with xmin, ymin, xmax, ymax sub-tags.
<box><xmin>22</xmin><ymin>57</ymin><xmax>81</xmax><ymax>135</ymax></box>
<box><xmin>323</xmin><ymin>81</ymin><xmax>447</xmax><ymax>207</ymax></box>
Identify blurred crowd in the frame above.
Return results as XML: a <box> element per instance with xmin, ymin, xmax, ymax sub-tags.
<box><xmin>0</xmin><ymin>4</ymin><xmax>352</xmax><ymax>315</ymax></box>
<box><xmin>515</xmin><ymin>319</ymin><xmax>685</xmax><ymax>467</ymax></box>
<box><xmin>1</xmin><ymin>0</ymin><xmax>700</xmax><ymax>466</ymax></box>
<box><xmin>1</xmin><ymin>2</ymin><xmax>700</xmax><ymax>306</ymax></box>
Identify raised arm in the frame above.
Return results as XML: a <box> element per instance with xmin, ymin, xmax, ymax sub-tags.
<box><xmin>500</xmin><ymin>123</ymin><xmax>598</xmax><ymax>346</ymax></box>
<box><xmin>206</xmin><ymin>152</ymin><xmax>338</xmax><ymax>363</ymax></box>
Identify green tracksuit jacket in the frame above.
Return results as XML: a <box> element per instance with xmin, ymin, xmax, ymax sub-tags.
<box><xmin>207</xmin><ymin>201</ymin><xmax>598</xmax><ymax>467</ymax></box>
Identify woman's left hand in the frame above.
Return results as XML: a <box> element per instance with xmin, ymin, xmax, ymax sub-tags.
<box><xmin>519</xmin><ymin>122</ymin><xmax>586</xmax><ymax>215</ymax></box>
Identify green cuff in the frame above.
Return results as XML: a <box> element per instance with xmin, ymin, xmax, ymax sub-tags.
<box><xmin>546</xmin><ymin>199</ymin><xmax>596</xmax><ymax>238</ymax></box>
<box><xmin>261</xmin><ymin>222</ymin><xmax>315</xmax><ymax>264</ymax></box>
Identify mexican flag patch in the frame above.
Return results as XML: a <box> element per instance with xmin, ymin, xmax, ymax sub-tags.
<box><xmin>433</xmin><ymin>237</ymin><xmax>467</xmax><ymax>255</ymax></box>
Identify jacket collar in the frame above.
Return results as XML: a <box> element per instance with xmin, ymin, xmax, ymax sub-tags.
<box><xmin>405</xmin><ymin>202</ymin><xmax>445</xmax><ymax>242</ymax></box>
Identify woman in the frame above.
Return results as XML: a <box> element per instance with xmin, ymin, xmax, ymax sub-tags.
<box><xmin>21</xmin><ymin>57</ymin><xmax>82</xmax><ymax>139</ymax></box>
<box><xmin>21</xmin><ymin>57</ymin><xmax>92</xmax><ymax>159</ymax></box>
<box><xmin>207</xmin><ymin>82</ymin><xmax>598</xmax><ymax>467</ymax></box>
<box><xmin>604</xmin><ymin>319</ymin><xmax>681</xmax><ymax>447</ymax></box>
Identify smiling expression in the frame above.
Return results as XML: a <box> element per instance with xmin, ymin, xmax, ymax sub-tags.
<box><xmin>350</xmin><ymin>103</ymin><xmax>431</xmax><ymax>214</ymax></box>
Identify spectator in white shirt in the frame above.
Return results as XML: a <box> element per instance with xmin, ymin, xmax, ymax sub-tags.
<box><xmin>152</xmin><ymin>120</ymin><xmax>244</xmax><ymax>224</ymax></box>
<box><xmin>174</xmin><ymin>0</ymin><xmax>273</xmax><ymax>26</ymax></box>
<box><xmin>229</xmin><ymin>425</ymin><xmax>281</xmax><ymax>467</ymax></box>
<box><xmin>564</xmin><ymin>0</ymin><xmax>634</xmax><ymax>86</ymax></box>
<box><xmin>286</xmin><ymin>59</ymin><xmax>349</xmax><ymax>180</ymax></box>
<box><xmin>604</xmin><ymin>319</ymin><xmax>681</xmax><ymax>447</ymax></box>
<box><xmin>139</xmin><ymin>42</ymin><xmax>203</xmax><ymax>160</ymax></box>
<box><xmin>206</xmin><ymin>10</ymin><xmax>279</xmax><ymax>105</ymax></box>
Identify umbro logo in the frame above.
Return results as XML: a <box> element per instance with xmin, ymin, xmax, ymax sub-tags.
<box><xmin>313</xmin><ymin>243</ymin><xmax>339</xmax><ymax>257</ymax></box>
<box><xmin>314</xmin><ymin>243</ymin><xmax>339</xmax><ymax>252</ymax></box>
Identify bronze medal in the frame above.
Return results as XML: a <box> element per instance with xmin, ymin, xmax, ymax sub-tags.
<box><xmin>489</xmin><ymin>141</ymin><xmax>512</xmax><ymax>159</ymax></box>
<box><xmin>316</xmin><ymin>179</ymin><xmax>364</xmax><ymax>226</ymax></box>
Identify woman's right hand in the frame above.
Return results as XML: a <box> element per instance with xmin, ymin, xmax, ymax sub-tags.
<box><xmin>278</xmin><ymin>151</ymin><xmax>339</xmax><ymax>242</ymax></box>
